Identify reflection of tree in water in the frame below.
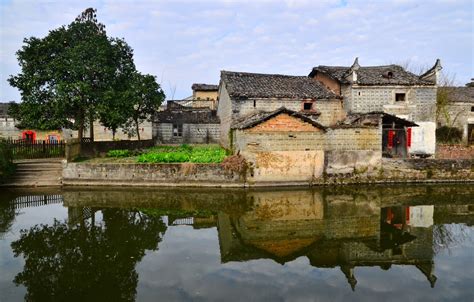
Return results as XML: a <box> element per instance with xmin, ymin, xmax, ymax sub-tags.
<box><xmin>433</xmin><ymin>224</ymin><xmax>470</xmax><ymax>255</ymax></box>
<box><xmin>11</xmin><ymin>208</ymin><xmax>167</xmax><ymax>302</ymax></box>
<box><xmin>0</xmin><ymin>203</ymin><xmax>16</xmax><ymax>239</ymax></box>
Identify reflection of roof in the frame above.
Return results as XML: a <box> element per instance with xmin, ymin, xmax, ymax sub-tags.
<box><xmin>192</xmin><ymin>83</ymin><xmax>218</xmax><ymax>91</ymax></box>
<box><xmin>221</xmin><ymin>71</ymin><xmax>339</xmax><ymax>99</ymax></box>
<box><xmin>310</xmin><ymin>65</ymin><xmax>434</xmax><ymax>86</ymax></box>
<box><xmin>231</xmin><ymin>107</ymin><xmax>325</xmax><ymax>130</ymax></box>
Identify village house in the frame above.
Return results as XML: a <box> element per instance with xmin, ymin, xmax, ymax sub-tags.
<box><xmin>308</xmin><ymin>58</ymin><xmax>441</xmax><ymax>156</ymax></box>
<box><xmin>437</xmin><ymin>82</ymin><xmax>474</xmax><ymax>144</ymax></box>
<box><xmin>216</xmin><ymin>67</ymin><xmax>423</xmax><ymax>184</ymax></box>
<box><xmin>0</xmin><ymin>102</ymin><xmax>71</xmax><ymax>141</ymax></box>
<box><xmin>153</xmin><ymin>101</ymin><xmax>220</xmax><ymax>144</ymax></box>
<box><xmin>153</xmin><ymin>83</ymin><xmax>221</xmax><ymax>144</ymax></box>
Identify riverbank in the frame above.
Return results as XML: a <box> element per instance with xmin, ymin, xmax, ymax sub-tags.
<box><xmin>61</xmin><ymin>158</ymin><xmax>473</xmax><ymax>187</ymax></box>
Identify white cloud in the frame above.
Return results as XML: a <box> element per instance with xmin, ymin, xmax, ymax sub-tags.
<box><xmin>0</xmin><ymin>0</ymin><xmax>472</xmax><ymax>101</ymax></box>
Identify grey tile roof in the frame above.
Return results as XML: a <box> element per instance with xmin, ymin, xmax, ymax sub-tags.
<box><xmin>335</xmin><ymin>112</ymin><xmax>418</xmax><ymax>128</ymax></box>
<box><xmin>442</xmin><ymin>87</ymin><xmax>474</xmax><ymax>104</ymax></box>
<box><xmin>310</xmin><ymin>65</ymin><xmax>435</xmax><ymax>86</ymax></box>
<box><xmin>155</xmin><ymin>107</ymin><xmax>220</xmax><ymax>124</ymax></box>
<box><xmin>231</xmin><ymin>107</ymin><xmax>325</xmax><ymax>130</ymax></box>
<box><xmin>221</xmin><ymin>71</ymin><xmax>339</xmax><ymax>99</ymax></box>
<box><xmin>191</xmin><ymin>83</ymin><xmax>219</xmax><ymax>91</ymax></box>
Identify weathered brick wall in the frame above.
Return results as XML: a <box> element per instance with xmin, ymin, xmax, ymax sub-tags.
<box><xmin>437</xmin><ymin>102</ymin><xmax>473</xmax><ymax>130</ymax></box>
<box><xmin>154</xmin><ymin>122</ymin><xmax>220</xmax><ymax>144</ymax></box>
<box><xmin>247</xmin><ymin>113</ymin><xmax>322</xmax><ymax>132</ymax></box>
<box><xmin>436</xmin><ymin>144</ymin><xmax>474</xmax><ymax>159</ymax></box>
<box><xmin>347</xmin><ymin>86</ymin><xmax>436</xmax><ymax>122</ymax></box>
<box><xmin>234</xmin><ymin>126</ymin><xmax>381</xmax><ymax>152</ymax></box>
<box><xmin>80</xmin><ymin>139</ymin><xmax>155</xmax><ymax>158</ymax></box>
<box><xmin>234</xmin><ymin>98</ymin><xmax>346</xmax><ymax>127</ymax></box>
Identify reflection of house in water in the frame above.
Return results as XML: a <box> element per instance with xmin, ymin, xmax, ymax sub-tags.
<box><xmin>218</xmin><ymin>191</ymin><xmax>438</xmax><ymax>290</ymax></box>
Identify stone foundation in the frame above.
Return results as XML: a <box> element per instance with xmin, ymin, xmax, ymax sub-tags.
<box><xmin>62</xmin><ymin>158</ymin><xmax>473</xmax><ymax>187</ymax></box>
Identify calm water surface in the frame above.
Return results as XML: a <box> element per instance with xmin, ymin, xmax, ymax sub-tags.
<box><xmin>0</xmin><ymin>185</ymin><xmax>473</xmax><ymax>302</ymax></box>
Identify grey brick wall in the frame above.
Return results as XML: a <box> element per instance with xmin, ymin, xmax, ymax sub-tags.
<box><xmin>154</xmin><ymin>122</ymin><xmax>220</xmax><ymax>144</ymax></box>
<box><xmin>346</xmin><ymin>86</ymin><xmax>436</xmax><ymax>122</ymax></box>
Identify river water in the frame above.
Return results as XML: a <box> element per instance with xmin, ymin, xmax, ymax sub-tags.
<box><xmin>0</xmin><ymin>184</ymin><xmax>473</xmax><ymax>301</ymax></box>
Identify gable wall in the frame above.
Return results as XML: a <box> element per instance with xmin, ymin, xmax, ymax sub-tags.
<box><xmin>348</xmin><ymin>86</ymin><xmax>437</xmax><ymax>122</ymax></box>
<box><xmin>246</xmin><ymin>113</ymin><xmax>322</xmax><ymax>133</ymax></box>
<box><xmin>234</xmin><ymin>98</ymin><xmax>346</xmax><ymax>127</ymax></box>
<box><xmin>314</xmin><ymin>73</ymin><xmax>341</xmax><ymax>95</ymax></box>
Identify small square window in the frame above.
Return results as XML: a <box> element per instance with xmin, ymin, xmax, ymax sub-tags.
<box><xmin>395</xmin><ymin>93</ymin><xmax>406</xmax><ymax>102</ymax></box>
<box><xmin>173</xmin><ymin>124</ymin><xmax>183</xmax><ymax>137</ymax></box>
<box><xmin>303</xmin><ymin>102</ymin><xmax>312</xmax><ymax>110</ymax></box>
<box><xmin>471</xmin><ymin>106</ymin><xmax>474</xmax><ymax>112</ymax></box>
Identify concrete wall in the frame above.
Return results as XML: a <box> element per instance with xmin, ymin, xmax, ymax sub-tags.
<box><xmin>88</xmin><ymin>120</ymin><xmax>152</xmax><ymax>141</ymax></box>
<box><xmin>154</xmin><ymin>122</ymin><xmax>220</xmax><ymax>144</ymax></box>
<box><xmin>62</xmin><ymin>162</ymin><xmax>243</xmax><ymax>187</ymax></box>
<box><xmin>217</xmin><ymin>84</ymin><xmax>233</xmax><ymax>148</ymax></box>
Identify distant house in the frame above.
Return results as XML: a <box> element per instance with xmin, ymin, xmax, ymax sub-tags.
<box><xmin>437</xmin><ymin>83</ymin><xmax>474</xmax><ymax>144</ymax></box>
<box><xmin>309</xmin><ymin>58</ymin><xmax>441</xmax><ymax>156</ymax></box>
<box><xmin>191</xmin><ymin>83</ymin><xmax>219</xmax><ymax>109</ymax></box>
<box><xmin>0</xmin><ymin>102</ymin><xmax>69</xmax><ymax>142</ymax></box>
<box><xmin>153</xmin><ymin>101</ymin><xmax>220</xmax><ymax>144</ymax></box>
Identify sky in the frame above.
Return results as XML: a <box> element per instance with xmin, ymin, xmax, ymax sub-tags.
<box><xmin>0</xmin><ymin>0</ymin><xmax>473</xmax><ymax>101</ymax></box>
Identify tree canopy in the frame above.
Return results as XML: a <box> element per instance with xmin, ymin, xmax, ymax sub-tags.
<box><xmin>8</xmin><ymin>8</ymin><xmax>165</xmax><ymax>140</ymax></box>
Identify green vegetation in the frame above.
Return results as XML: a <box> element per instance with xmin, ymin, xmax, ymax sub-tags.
<box><xmin>0</xmin><ymin>140</ymin><xmax>16</xmax><ymax>180</ymax></box>
<box><xmin>137</xmin><ymin>145</ymin><xmax>227</xmax><ymax>163</ymax></box>
<box><xmin>107</xmin><ymin>149</ymin><xmax>131</xmax><ymax>158</ymax></box>
<box><xmin>436</xmin><ymin>126</ymin><xmax>462</xmax><ymax>144</ymax></box>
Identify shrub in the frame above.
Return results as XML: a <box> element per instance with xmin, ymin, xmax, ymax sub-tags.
<box><xmin>0</xmin><ymin>140</ymin><xmax>15</xmax><ymax>180</ymax></box>
<box><xmin>436</xmin><ymin>126</ymin><xmax>462</xmax><ymax>144</ymax></box>
<box><xmin>106</xmin><ymin>149</ymin><xmax>131</xmax><ymax>158</ymax></box>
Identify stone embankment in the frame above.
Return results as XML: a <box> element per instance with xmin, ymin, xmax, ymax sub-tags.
<box><xmin>61</xmin><ymin>158</ymin><xmax>473</xmax><ymax>187</ymax></box>
<box><xmin>1</xmin><ymin>159</ymin><xmax>63</xmax><ymax>187</ymax></box>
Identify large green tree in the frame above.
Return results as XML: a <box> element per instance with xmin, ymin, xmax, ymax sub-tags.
<box><xmin>123</xmin><ymin>72</ymin><xmax>165</xmax><ymax>140</ymax></box>
<box><xmin>8</xmin><ymin>8</ymin><xmax>139</xmax><ymax>140</ymax></box>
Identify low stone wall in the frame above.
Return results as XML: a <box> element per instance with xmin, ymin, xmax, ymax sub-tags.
<box><xmin>62</xmin><ymin>158</ymin><xmax>473</xmax><ymax>187</ymax></box>
<box><xmin>80</xmin><ymin>139</ymin><xmax>155</xmax><ymax>158</ymax></box>
<box><xmin>62</xmin><ymin>162</ymin><xmax>244</xmax><ymax>187</ymax></box>
<box><xmin>436</xmin><ymin>144</ymin><xmax>474</xmax><ymax>159</ymax></box>
<box><xmin>65</xmin><ymin>139</ymin><xmax>81</xmax><ymax>161</ymax></box>
<box><xmin>320</xmin><ymin>158</ymin><xmax>473</xmax><ymax>185</ymax></box>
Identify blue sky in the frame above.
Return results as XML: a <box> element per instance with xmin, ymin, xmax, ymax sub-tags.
<box><xmin>0</xmin><ymin>0</ymin><xmax>473</xmax><ymax>101</ymax></box>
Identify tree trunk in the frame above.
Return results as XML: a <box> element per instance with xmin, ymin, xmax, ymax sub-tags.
<box><xmin>77</xmin><ymin>112</ymin><xmax>84</xmax><ymax>141</ymax></box>
<box><xmin>136</xmin><ymin>120</ymin><xmax>141</xmax><ymax>141</ymax></box>
<box><xmin>89</xmin><ymin>113</ymin><xmax>94</xmax><ymax>142</ymax></box>
<box><xmin>112</xmin><ymin>129</ymin><xmax>116</xmax><ymax>141</ymax></box>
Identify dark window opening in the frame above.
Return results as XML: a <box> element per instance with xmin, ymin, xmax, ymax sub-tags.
<box><xmin>395</xmin><ymin>93</ymin><xmax>406</xmax><ymax>102</ymax></box>
<box><xmin>303</xmin><ymin>102</ymin><xmax>313</xmax><ymax>110</ymax></box>
<box><xmin>358</xmin><ymin>91</ymin><xmax>361</xmax><ymax>96</ymax></box>
<box><xmin>173</xmin><ymin>124</ymin><xmax>183</xmax><ymax>137</ymax></box>
<box><xmin>471</xmin><ymin>106</ymin><xmax>474</xmax><ymax>112</ymax></box>
<box><xmin>253</xmin><ymin>100</ymin><xmax>256</xmax><ymax>108</ymax></box>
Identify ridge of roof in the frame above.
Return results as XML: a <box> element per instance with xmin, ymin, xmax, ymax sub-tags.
<box><xmin>231</xmin><ymin>107</ymin><xmax>326</xmax><ymax>130</ymax></box>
